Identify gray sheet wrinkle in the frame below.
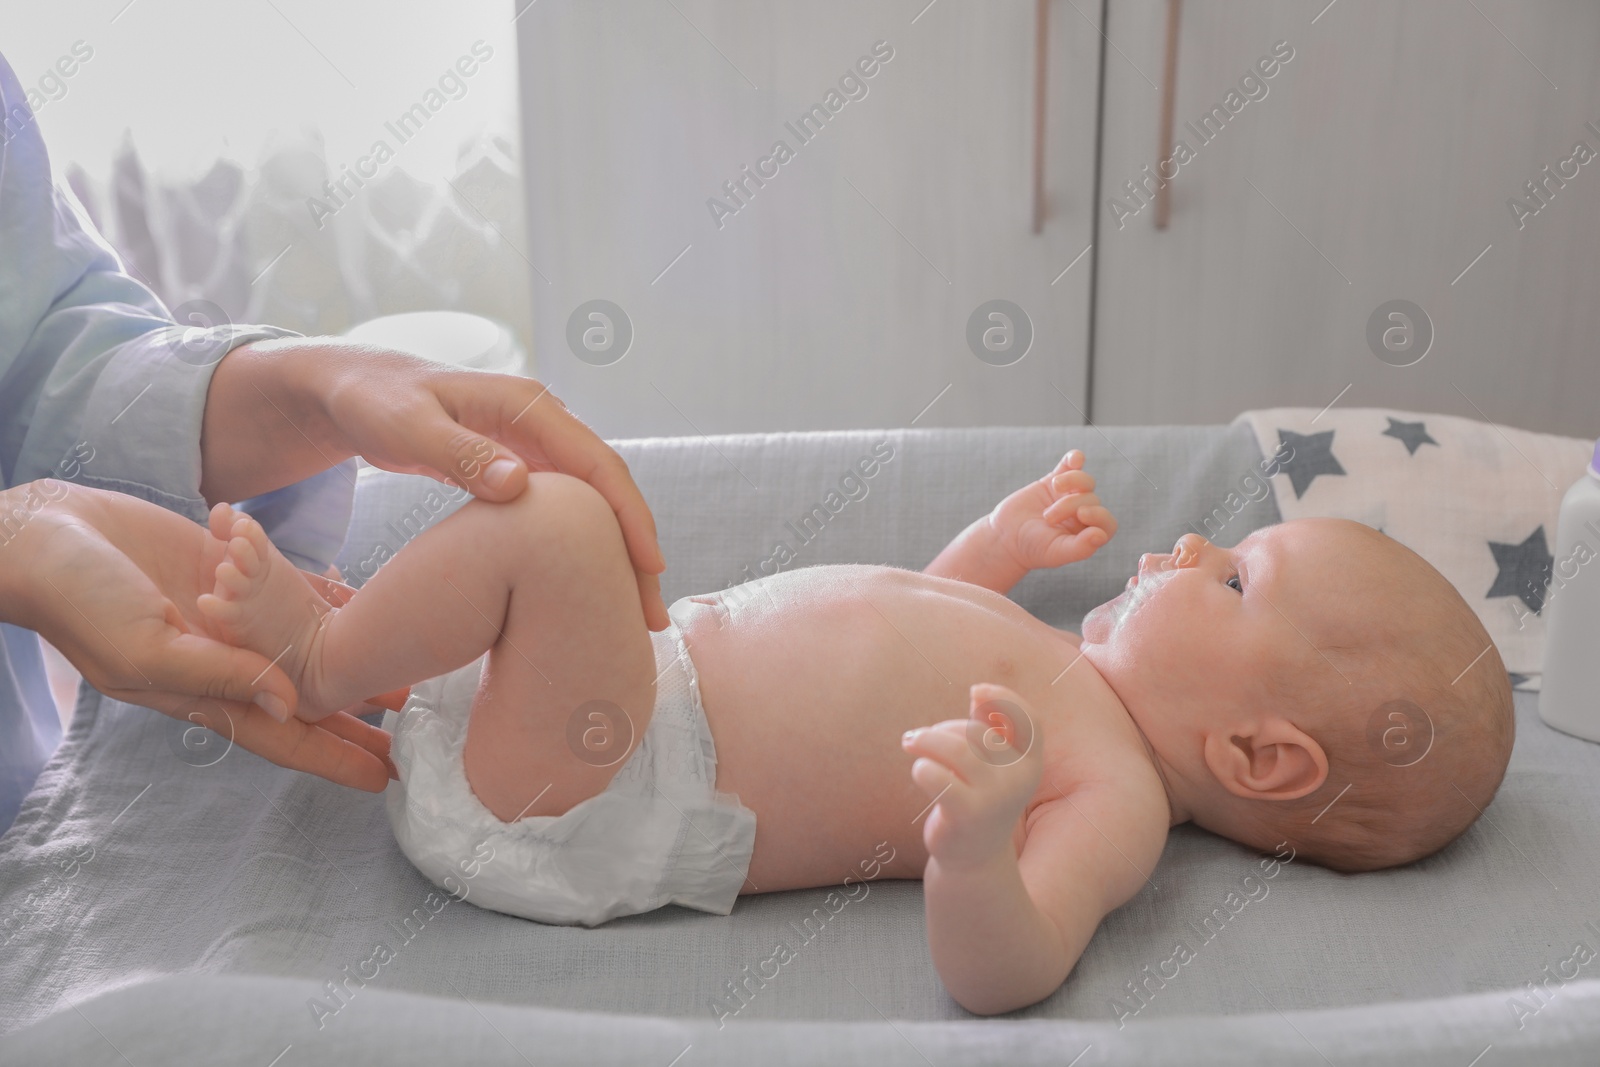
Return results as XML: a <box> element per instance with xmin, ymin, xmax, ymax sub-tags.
<box><xmin>5</xmin><ymin>424</ymin><xmax>1599</xmax><ymax>1064</ymax></box>
<box><xmin>7</xmin><ymin>974</ymin><xmax>1600</xmax><ymax>1067</ymax></box>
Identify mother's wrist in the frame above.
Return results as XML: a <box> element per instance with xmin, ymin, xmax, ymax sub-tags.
<box><xmin>202</xmin><ymin>338</ymin><xmax>354</xmax><ymax>501</ymax></box>
<box><xmin>233</xmin><ymin>338</ymin><xmax>346</xmax><ymax>453</ymax></box>
<box><xmin>0</xmin><ymin>480</ymin><xmax>70</xmax><ymax>618</ymax></box>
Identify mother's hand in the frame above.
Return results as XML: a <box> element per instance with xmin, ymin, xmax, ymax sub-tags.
<box><xmin>1</xmin><ymin>481</ymin><xmax>394</xmax><ymax>791</ymax></box>
<box><xmin>202</xmin><ymin>341</ymin><xmax>670</xmax><ymax>631</ymax></box>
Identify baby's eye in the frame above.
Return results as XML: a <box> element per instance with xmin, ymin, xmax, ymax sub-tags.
<box><xmin>1226</xmin><ymin>574</ymin><xmax>1243</xmax><ymax>593</ymax></box>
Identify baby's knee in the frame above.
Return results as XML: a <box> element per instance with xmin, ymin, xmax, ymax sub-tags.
<box><xmin>463</xmin><ymin>471</ymin><xmax>619</xmax><ymax>553</ymax></box>
<box><xmin>527</xmin><ymin>471</ymin><xmax>615</xmax><ymax>526</ymax></box>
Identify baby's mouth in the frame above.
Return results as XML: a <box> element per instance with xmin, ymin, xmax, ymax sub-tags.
<box><xmin>1085</xmin><ymin>563</ymin><xmax>1166</xmax><ymax>638</ymax></box>
<box><xmin>1113</xmin><ymin>567</ymin><xmax>1168</xmax><ymax>618</ymax></box>
<box><xmin>1084</xmin><ymin>574</ymin><xmax>1150</xmax><ymax>640</ymax></box>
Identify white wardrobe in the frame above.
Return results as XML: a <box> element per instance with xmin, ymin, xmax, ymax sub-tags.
<box><xmin>516</xmin><ymin>0</ymin><xmax>1600</xmax><ymax>439</ymax></box>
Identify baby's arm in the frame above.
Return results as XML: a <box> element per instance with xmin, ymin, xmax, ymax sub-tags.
<box><xmin>903</xmin><ymin>685</ymin><xmax>1158</xmax><ymax>1014</ymax></box>
<box><xmin>924</xmin><ymin>450</ymin><xmax>1115</xmax><ymax>596</ymax></box>
<box><xmin>923</xmin><ymin>797</ymin><xmax>1137</xmax><ymax>1013</ymax></box>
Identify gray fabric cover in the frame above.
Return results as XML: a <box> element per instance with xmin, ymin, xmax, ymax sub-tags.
<box><xmin>5</xmin><ymin>972</ymin><xmax>1600</xmax><ymax>1066</ymax></box>
<box><xmin>3</xmin><ymin>423</ymin><xmax>1597</xmax><ymax>1065</ymax></box>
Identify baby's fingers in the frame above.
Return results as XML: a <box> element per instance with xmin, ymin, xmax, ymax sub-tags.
<box><xmin>1075</xmin><ymin>504</ymin><xmax>1117</xmax><ymax>541</ymax></box>
<box><xmin>909</xmin><ymin>756</ymin><xmax>970</xmax><ymax>807</ymax></box>
<box><xmin>1039</xmin><ymin>527</ymin><xmax>1108</xmax><ymax>569</ymax></box>
<box><xmin>902</xmin><ymin>721</ymin><xmax>982</xmax><ymax>786</ymax></box>
<box><xmin>968</xmin><ymin>683</ymin><xmax>1038</xmax><ymax>759</ymax></box>
<box><xmin>1044</xmin><ymin>491</ymin><xmax>1101</xmax><ymax>527</ymax></box>
<box><xmin>1050</xmin><ymin>449</ymin><xmax>1085</xmax><ymax>477</ymax></box>
<box><xmin>1049</xmin><ymin>468</ymin><xmax>1095</xmax><ymax>498</ymax></box>
<box><xmin>909</xmin><ymin>758</ymin><xmax>992</xmax><ymax>831</ymax></box>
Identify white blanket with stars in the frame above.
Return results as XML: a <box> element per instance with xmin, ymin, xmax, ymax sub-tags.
<box><xmin>1237</xmin><ymin>407</ymin><xmax>1595</xmax><ymax>687</ymax></box>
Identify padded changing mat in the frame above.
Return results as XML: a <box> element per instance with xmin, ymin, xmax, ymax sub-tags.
<box><xmin>3</xmin><ymin>422</ymin><xmax>1599</xmax><ymax>1065</ymax></box>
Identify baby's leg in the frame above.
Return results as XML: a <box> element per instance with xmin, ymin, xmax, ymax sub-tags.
<box><xmin>199</xmin><ymin>473</ymin><xmax>658</xmax><ymax>821</ymax></box>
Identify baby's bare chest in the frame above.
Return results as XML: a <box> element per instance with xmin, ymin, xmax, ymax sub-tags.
<box><xmin>674</xmin><ymin>565</ymin><xmax>1121</xmax><ymax>891</ymax></box>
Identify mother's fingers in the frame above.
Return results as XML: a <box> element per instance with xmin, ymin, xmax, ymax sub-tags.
<box><xmin>441</xmin><ymin>374</ymin><xmax>667</xmax><ymax>577</ymax></box>
<box><xmin>313</xmin><ymin>710</ymin><xmax>397</xmax><ymax>780</ymax></box>
<box><xmin>129</xmin><ymin>627</ymin><xmax>300</xmax><ymax>721</ymax></box>
<box><xmin>637</xmin><ymin>568</ymin><xmax>670</xmax><ymax>632</ymax></box>
<box><xmin>227</xmin><ymin>705</ymin><xmax>394</xmax><ymax>791</ymax></box>
<box><xmin>301</xmin><ymin>571</ymin><xmax>358</xmax><ymax>609</ymax></box>
<box><xmin>518</xmin><ymin>405</ymin><xmax>666</xmax><ymax>577</ymax></box>
<box><xmin>157</xmin><ymin>698</ymin><xmax>394</xmax><ymax>790</ymax></box>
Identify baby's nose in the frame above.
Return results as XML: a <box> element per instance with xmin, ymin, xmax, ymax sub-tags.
<box><xmin>1136</xmin><ymin>534</ymin><xmax>1208</xmax><ymax>578</ymax></box>
<box><xmin>1170</xmin><ymin>532</ymin><xmax>1207</xmax><ymax>567</ymax></box>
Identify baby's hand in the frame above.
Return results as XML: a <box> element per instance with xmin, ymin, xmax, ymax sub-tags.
<box><xmin>903</xmin><ymin>683</ymin><xmax>1044</xmax><ymax>871</ymax></box>
<box><xmin>988</xmin><ymin>450</ymin><xmax>1117</xmax><ymax>572</ymax></box>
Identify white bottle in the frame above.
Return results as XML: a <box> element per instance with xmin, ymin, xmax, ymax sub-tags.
<box><xmin>1540</xmin><ymin>439</ymin><xmax>1600</xmax><ymax>742</ymax></box>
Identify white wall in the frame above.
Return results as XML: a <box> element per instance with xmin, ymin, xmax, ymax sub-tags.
<box><xmin>5</xmin><ymin>0</ymin><xmax>520</xmax><ymax>183</ymax></box>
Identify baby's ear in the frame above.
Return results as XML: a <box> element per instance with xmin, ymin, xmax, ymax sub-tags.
<box><xmin>1202</xmin><ymin>720</ymin><xmax>1328</xmax><ymax>801</ymax></box>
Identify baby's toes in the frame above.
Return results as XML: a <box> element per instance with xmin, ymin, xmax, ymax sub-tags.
<box><xmin>212</xmin><ymin>558</ymin><xmax>254</xmax><ymax>601</ymax></box>
<box><xmin>206</xmin><ymin>502</ymin><xmax>238</xmax><ymax>541</ymax></box>
<box><xmin>229</xmin><ymin>515</ymin><xmax>275</xmax><ymax>573</ymax></box>
<box><xmin>224</xmin><ymin>530</ymin><xmax>264</xmax><ymax>581</ymax></box>
<box><xmin>196</xmin><ymin>591</ymin><xmax>243</xmax><ymax>625</ymax></box>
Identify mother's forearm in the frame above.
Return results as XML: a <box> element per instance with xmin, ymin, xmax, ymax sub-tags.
<box><xmin>0</xmin><ymin>481</ymin><xmax>52</xmax><ymax>620</ymax></box>
<box><xmin>199</xmin><ymin>338</ymin><xmax>353</xmax><ymax>503</ymax></box>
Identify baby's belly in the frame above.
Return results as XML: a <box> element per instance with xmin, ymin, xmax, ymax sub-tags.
<box><xmin>672</xmin><ymin>565</ymin><xmax>1081</xmax><ymax>893</ymax></box>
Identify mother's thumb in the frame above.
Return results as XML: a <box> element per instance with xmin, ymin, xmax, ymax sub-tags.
<box><xmin>156</xmin><ymin>632</ymin><xmax>299</xmax><ymax>722</ymax></box>
<box><xmin>430</xmin><ymin>424</ymin><xmax>527</xmax><ymax>503</ymax></box>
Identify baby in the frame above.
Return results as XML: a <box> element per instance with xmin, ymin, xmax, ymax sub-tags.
<box><xmin>195</xmin><ymin>450</ymin><xmax>1515</xmax><ymax>1015</ymax></box>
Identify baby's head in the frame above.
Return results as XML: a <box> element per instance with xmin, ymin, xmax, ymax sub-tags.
<box><xmin>1079</xmin><ymin>518</ymin><xmax>1514</xmax><ymax>872</ymax></box>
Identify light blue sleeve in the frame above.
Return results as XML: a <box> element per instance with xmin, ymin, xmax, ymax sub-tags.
<box><xmin>0</xmin><ymin>52</ymin><xmax>357</xmax><ymax>541</ymax></box>
<box><xmin>0</xmin><ymin>624</ymin><xmax>62</xmax><ymax>836</ymax></box>
<box><xmin>234</xmin><ymin>461</ymin><xmax>359</xmax><ymax>573</ymax></box>
<box><xmin>0</xmin><ymin>51</ymin><xmax>355</xmax><ymax>832</ymax></box>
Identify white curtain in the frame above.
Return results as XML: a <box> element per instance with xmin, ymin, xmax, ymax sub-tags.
<box><xmin>66</xmin><ymin>128</ymin><xmax>534</xmax><ymax>364</ymax></box>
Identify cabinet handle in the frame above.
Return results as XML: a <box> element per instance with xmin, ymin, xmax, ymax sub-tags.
<box><xmin>1032</xmin><ymin>0</ymin><xmax>1049</xmax><ymax>234</ymax></box>
<box><xmin>1155</xmin><ymin>0</ymin><xmax>1182</xmax><ymax>228</ymax></box>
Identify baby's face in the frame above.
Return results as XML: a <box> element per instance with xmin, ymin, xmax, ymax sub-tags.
<box><xmin>1079</xmin><ymin>520</ymin><xmax>1373</xmax><ymax>745</ymax></box>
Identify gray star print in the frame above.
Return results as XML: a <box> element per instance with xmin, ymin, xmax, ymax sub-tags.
<box><xmin>1381</xmin><ymin>417</ymin><xmax>1438</xmax><ymax>456</ymax></box>
<box><xmin>1487</xmin><ymin>527</ymin><xmax>1554</xmax><ymax>614</ymax></box>
<box><xmin>1276</xmin><ymin>429</ymin><xmax>1346</xmax><ymax>500</ymax></box>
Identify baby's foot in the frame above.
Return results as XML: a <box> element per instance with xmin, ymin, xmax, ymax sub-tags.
<box><xmin>197</xmin><ymin>503</ymin><xmax>336</xmax><ymax>719</ymax></box>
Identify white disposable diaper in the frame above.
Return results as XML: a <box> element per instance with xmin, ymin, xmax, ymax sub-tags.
<box><xmin>385</xmin><ymin>600</ymin><xmax>758</xmax><ymax>927</ymax></box>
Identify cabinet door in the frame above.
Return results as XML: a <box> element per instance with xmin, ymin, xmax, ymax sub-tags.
<box><xmin>1093</xmin><ymin>0</ymin><xmax>1600</xmax><ymax>437</ymax></box>
<box><xmin>516</xmin><ymin>0</ymin><xmax>1101</xmax><ymax>436</ymax></box>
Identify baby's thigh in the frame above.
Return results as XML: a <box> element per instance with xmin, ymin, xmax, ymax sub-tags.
<box><xmin>459</xmin><ymin>473</ymin><xmax>658</xmax><ymax>821</ymax></box>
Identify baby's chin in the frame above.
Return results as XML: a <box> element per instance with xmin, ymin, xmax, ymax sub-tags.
<box><xmin>1079</xmin><ymin>590</ymin><xmax>1126</xmax><ymax>645</ymax></box>
<box><xmin>1081</xmin><ymin>571</ymin><xmax>1150</xmax><ymax>645</ymax></box>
